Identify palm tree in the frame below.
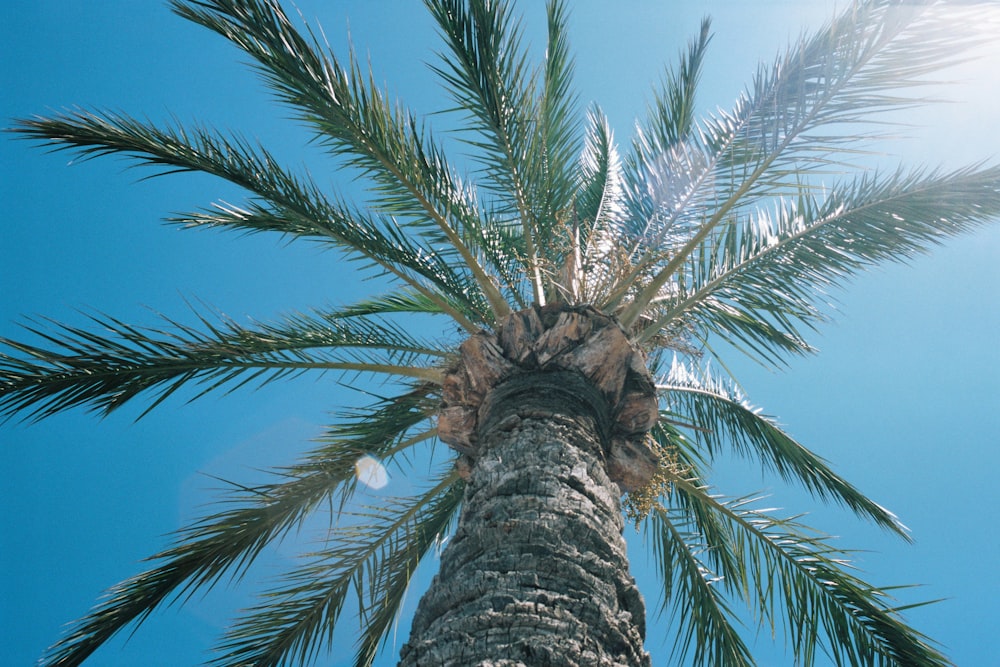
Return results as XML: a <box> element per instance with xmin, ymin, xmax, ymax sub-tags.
<box><xmin>4</xmin><ymin>0</ymin><xmax>999</xmax><ymax>664</ymax></box>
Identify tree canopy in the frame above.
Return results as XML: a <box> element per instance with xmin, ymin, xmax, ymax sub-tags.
<box><xmin>3</xmin><ymin>1</ymin><xmax>999</xmax><ymax>665</ymax></box>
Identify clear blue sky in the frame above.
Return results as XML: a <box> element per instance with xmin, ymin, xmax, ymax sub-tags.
<box><xmin>2</xmin><ymin>2</ymin><xmax>998</xmax><ymax>665</ymax></box>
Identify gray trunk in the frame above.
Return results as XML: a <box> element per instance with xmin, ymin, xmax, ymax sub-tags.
<box><xmin>399</xmin><ymin>370</ymin><xmax>650</xmax><ymax>666</ymax></box>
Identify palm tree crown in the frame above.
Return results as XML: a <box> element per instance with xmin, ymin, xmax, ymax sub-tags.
<box><xmin>4</xmin><ymin>1</ymin><xmax>999</xmax><ymax>665</ymax></box>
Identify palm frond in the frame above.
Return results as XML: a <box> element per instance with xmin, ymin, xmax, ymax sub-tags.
<box><xmin>332</xmin><ymin>290</ymin><xmax>450</xmax><ymax>319</ymax></box>
<box><xmin>0</xmin><ymin>307</ymin><xmax>445</xmax><ymax>422</ymax></box>
<box><xmin>623</xmin><ymin>14</ymin><xmax>713</xmax><ymax>243</ymax></box>
<box><xmin>658</xmin><ymin>477</ymin><xmax>948</xmax><ymax>667</ymax></box>
<box><xmin>171</xmin><ymin>0</ymin><xmax>513</xmax><ymax>320</ymax></box>
<box><xmin>11</xmin><ymin>109</ymin><xmax>493</xmax><ymax>327</ymax></box>
<box><xmin>633</xmin><ymin>17</ymin><xmax>712</xmax><ymax>160</ymax></box>
<box><xmin>210</xmin><ymin>473</ymin><xmax>462</xmax><ymax>667</ymax></box>
<box><xmin>659</xmin><ymin>358</ymin><xmax>908</xmax><ymax>537</ymax></box>
<box><xmin>656</xmin><ymin>204</ymin><xmax>820</xmax><ymax>365</ymax></box>
<box><xmin>619</xmin><ymin>1</ymin><xmax>975</xmax><ymax>327</ymax></box>
<box><xmin>314</xmin><ymin>386</ymin><xmax>442</xmax><ymax>508</ymax></box>
<box><xmin>576</xmin><ymin>108</ymin><xmax>623</xmax><ymax>244</ymax></box>
<box><xmin>599</xmin><ymin>17</ymin><xmax>712</xmax><ymax>312</ymax></box>
<box><xmin>37</xmin><ymin>384</ymin><xmax>437</xmax><ymax>667</ymax></box>
<box><xmin>565</xmin><ymin>106</ymin><xmax>627</xmax><ymax>304</ymax></box>
<box><xmin>646</xmin><ymin>502</ymin><xmax>754</xmax><ymax>667</ymax></box>
<box><xmin>532</xmin><ymin>0</ymin><xmax>581</xmax><ymax>265</ymax></box>
<box><xmin>641</xmin><ymin>165</ymin><xmax>1000</xmax><ymax>363</ymax></box>
<box><xmin>182</xmin><ymin>204</ymin><xmax>490</xmax><ymax>331</ymax></box>
<box><xmin>426</xmin><ymin>0</ymin><xmax>549</xmax><ymax>304</ymax></box>
<box><xmin>348</xmin><ymin>473</ymin><xmax>461</xmax><ymax>667</ymax></box>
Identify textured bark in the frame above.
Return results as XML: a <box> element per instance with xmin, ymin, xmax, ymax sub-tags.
<box><xmin>399</xmin><ymin>370</ymin><xmax>651</xmax><ymax>666</ymax></box>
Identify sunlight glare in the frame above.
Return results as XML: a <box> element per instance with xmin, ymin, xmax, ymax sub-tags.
<box><xmin>355</xmin><ymin>455</ymin><xmax>389</xmax><ymax>490</ymax></box>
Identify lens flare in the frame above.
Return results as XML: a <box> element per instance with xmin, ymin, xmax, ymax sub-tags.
<box><xmin>354</xmin><ymin>455</ymin><xmax>389</xmax><ymax>490</ymax></box>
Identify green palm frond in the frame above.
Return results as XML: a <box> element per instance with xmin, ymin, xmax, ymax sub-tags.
<box><xmin>0</xmin><ymin>307</ymin><xmax>445</xmax><ymax>422</ymax></box>
<box><xmin>173</xmin><ymin>200</ymin><xmax>488</xmax><ymax>330</ymax></box>
<box><xmin>12</xmin><ymin>109</ymin><xmax>491</xmax><ymax>328</ymax></box>
<box><xmin>655</xmin><ymin>477</ymin><xmax>948</xmax><ymax>667</ymax></box>
<box><xmin>621</xmin><ymin>15</ymin><xmax>711</xmax><ymax>246</ymax></box>
<box><xmin>640</xmin><ymin>165</ymin><xmax>1000</xmax><ymax>360</ymax></box>
<box><xmin>212</xmin><ymin>473</ymin><xmax>463</xmax><ymax>667</ymax></box>
<box><xmin>562</xmin><ymin>106</ymin><xmax>627</xmax><ymax>304</ymax></box>
<box><xmin>706</xmin><ymin>0</ymin><xmax>958</xmax><ymax>198</ymax></box>
<box><xmin>38</xmin><ymin>384</ymin><xmax>436</xmax><ymax>667</ymax></box>
<box><xmin>533</xmin><ymin>0</ymin><xmax>581</xmax><ymax>252</ymax></box>
<box><xmin>576</xmin><ymin>108</ymin><xmax>623</xmax><ymax>245</ymax></box>
<box><xmin>426</xmin><ymin>0</ymin><xmax>533</xmax><ymax>201</ymax></box>
<box><xmin>658</xmin><ymin>358</ymin><xmax>908</xmax><ymax>537</ymax></box>
<box><xmin>171</xmin><ymin>0</ymin><xmax>513</xmax><ymax>320</ymax></box>
<box><xmin>634</xmin><ymin>17</ymin><xmax>711</xmax><ymax>159</ymax></box>
<box><xmin>333</xmin><ymin>290</ymin><xmax>454</xmax><ymax>319</ymax></box>
<box><xmin>427</xmin><ymin>0</ymin><xmax>556</xmax><ymax>304</ymax></box>
<box><xmin>341</xmin><ymin>473</ymin><xmax>462</xmax><ymax>667</ymax></box>
<box><xmin>315</xmin><ymin>385</ymin><xmax>441</xmax><ymax>507</ymax></box>
<box><xmin>647</xmin><ymin>500</ymin><xmax>754</xmax><ymax>667</ymax></box>
<box><xmin>619</xmin><ymin>1</ymin><xmax>973</xmax><ymax>327</ymax></box>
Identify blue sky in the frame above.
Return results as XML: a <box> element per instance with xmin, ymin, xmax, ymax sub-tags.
<box><xmin>2</xmin><ymin>2</ymin><xmax>998</xmax><ymax>665</ymax></box>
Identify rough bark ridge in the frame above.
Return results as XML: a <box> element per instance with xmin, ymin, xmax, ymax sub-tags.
<box><xmin>399</xmin><ymin>371</ymin><xmax>652</xmax><ymax>666</ymax></box>
<box><xmin>399</xmin><ymin>306</ymin><xmax>659</xmax><ymax>666</ymax></box>
<box><xmin>439</xmin><ymin>304</ymin><xmax>659</xmax><ymax>493</ymax></box>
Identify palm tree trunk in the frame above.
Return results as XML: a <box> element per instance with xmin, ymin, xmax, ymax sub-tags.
<box><xmin>399</xmin><ymin>369</ymin><xmax>651</xmax><ymax>666</ymax></box>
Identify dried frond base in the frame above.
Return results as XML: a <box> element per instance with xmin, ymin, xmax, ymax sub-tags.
<box><xmin>440</xmin><ymin>304</ymin><xmax>659</xmax><ymax>493</ymax></box>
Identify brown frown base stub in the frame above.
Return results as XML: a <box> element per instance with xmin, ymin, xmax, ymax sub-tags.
<box><xmin>439</xmin><ymin>304</ymin><xmax>660</xmax><ymax>493</ymax></box>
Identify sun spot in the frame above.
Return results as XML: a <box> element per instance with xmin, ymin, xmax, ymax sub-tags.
<box><xmin>355</xmin><ymin>455</ymin><xmax>389</xmax><ymax>490</ymax></box>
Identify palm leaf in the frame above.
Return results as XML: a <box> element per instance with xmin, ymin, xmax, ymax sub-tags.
<box><xmin>641</xmin><ymin>165</ymin><xmax>1000</xmax><ymax>362</ymax></box>
<box><xmin>637</xmin><ymin>16</ymin><xmax>711</xmax><ymax>158</ymax></box>
<box><xmin>658</xmin><ymin>358</ymin><xmax>908</xmax><ymax>537</ymax></box>
<box><xmin>348</xmin><ymin>477</ymin><xmax>461</xmax><ymax>667</ymax></box>
<box><xmin>426</xmin><ymin>0</ymin><xmax>550</xmax><ymax>303</ymax></box>
<box><xmin>659</xmin><ymin>476</ymin><xmax>949</xmax><ymax>667</ymax></box>
<box><xmin>171</xmin><ymin>0</ymin><xmax>512</xmax><ymax>319</ymax></box>
<box><xmin>601</xmin><ymin>17</ymin><xmax>712</xmax><ymax>312</ymax></box>
<box><xmin>37</xmin><ymin>384</ymin><xmax>436</xmax><ymax>667</ymax></box>
<box><xmin>646</xmin><ymin>502</ymin><xmax>754</xmax><ymax>667</ymax></box>
<box><xmin>531</xmin><ymin>0</ymin><xmax>581</xmax><ymax>270</ymax></box>
<box><xmin>332</xmin><ymin>289</ymin><xmax>452</xmax><ymax>319</ymax></box>
<box><xmin>567</xmin><ymin>106</ymin><xmax>627</xmax><ymax>304</ymax></box>
<box><xmin>622</xmin><ymin>14</ymin><xmax>712</xmax><ymax>242</ymax></box>
<box><xmin>11</xmin><ymin>109</ymin><xmax>492</xmax><ymax>327</ymax></box>
<box><xmin>619</xmin><ymin>1</ymin><xmax>977</xmax><ymax>327</ymax></box>
<box><xmin>211</xmin><ymin>473</ymin><xmax>463</xmax><ymax>667</ymax></box>
<box><xmin>0</xmin><ymin>307</ymin><xmax>445</xmax><ymax>422</ymax></box>
<box><xmin>576</xmin><ymin>107</ymin><xmax>623</xmax><ymax>244</ymax></box>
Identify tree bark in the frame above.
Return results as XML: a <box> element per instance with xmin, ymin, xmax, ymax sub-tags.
<box><xmin>399</xmin><ymin>370</ymin><xmax>651</xmax><ymax>666</ymax></box>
